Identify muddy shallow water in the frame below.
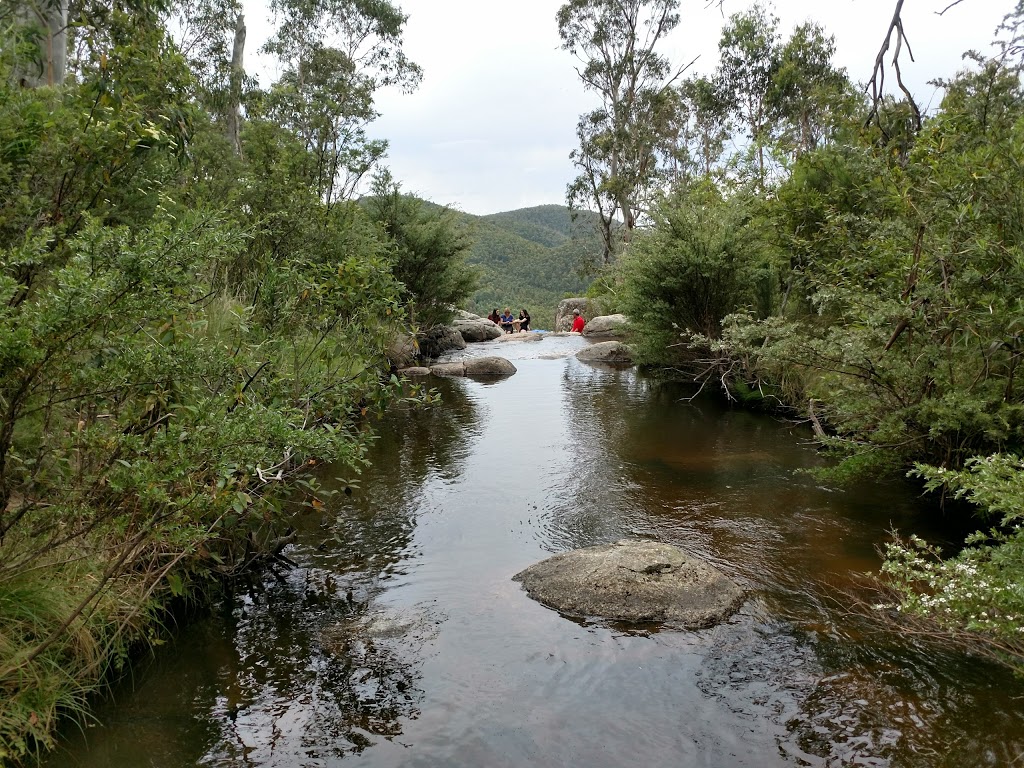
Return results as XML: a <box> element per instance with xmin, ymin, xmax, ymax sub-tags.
<box><xmin>45</xmin><ymin>334</ymin><xmax>1024</xmax><ymax>767</ymax></box>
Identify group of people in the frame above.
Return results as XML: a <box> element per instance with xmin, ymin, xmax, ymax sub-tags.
<box><xmin>484</xmin><ymin>307</ymin><xmax>586</xmax><ymax>334</ymax></box>
<box><xmin>488</xmin><ymin>307</ymin><xmax>531</xmax><ymax>334</ymax></box>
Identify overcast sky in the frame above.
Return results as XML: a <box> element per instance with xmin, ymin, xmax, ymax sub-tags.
<box><xmin>240</xmin><ymin>0</ymin><xmax>1012</xmax><ymax>215</ymax></box>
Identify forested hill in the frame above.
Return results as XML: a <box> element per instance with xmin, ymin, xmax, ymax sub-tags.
<box><xmin>460</xmin><ymin>204</ymin><xmax>601</xmax><ymax>330</ymax></box>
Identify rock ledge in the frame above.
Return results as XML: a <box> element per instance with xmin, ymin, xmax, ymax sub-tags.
<box><xmin>513</xmin><ymin>539</ymin><xmax>743</xmax><ymax>628</ymax></box>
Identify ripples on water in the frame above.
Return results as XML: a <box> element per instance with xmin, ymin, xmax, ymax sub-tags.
<box><xmin>45</xmin><ymin>334</ymin><xmax>1024</xmax><ymax>767</ymax></box>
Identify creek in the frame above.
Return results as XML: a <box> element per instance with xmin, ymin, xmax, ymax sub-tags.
<box><xmin>45</xmin><ymin>334</ymin><xmax>1024</xmax><ymax>767</ymax></box>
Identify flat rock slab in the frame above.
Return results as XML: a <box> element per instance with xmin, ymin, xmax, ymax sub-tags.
<box><xmin>513</xmin><ymin>539</ymin><xmax>744</xmax><ymax>628</ymax></box>
<box><xmin>495</xmin><ymin>332</ymin><xmax>543</xmax><ymax>343</ymax></box>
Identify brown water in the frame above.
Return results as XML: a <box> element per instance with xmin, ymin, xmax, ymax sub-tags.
<box><xmin>45</xmin><ymin>334</ymin><xmax>1024</xmax><ymax>767</ymax></box>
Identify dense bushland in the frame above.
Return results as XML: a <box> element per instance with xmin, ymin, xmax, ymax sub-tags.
<box><xmin>0</xmin><ymin>0</ymin><xmax>474</xmax><ymax>761</ymax></box>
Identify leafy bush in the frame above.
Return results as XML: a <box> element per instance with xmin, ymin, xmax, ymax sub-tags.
<box><xmin>619</xmin><ymin>181</ymin><xmax>778</xmax><ymax>365</ymax></box>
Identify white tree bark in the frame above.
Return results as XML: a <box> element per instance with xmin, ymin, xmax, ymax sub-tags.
<box><xmin>226</xmin><ymin>13</ymin><xmax>246</xmax><ymax>157</ymax></box>
<box><xmin>13</xmin><ymin>0</ymin><xmax>68</xmax><ymax>87</ymax></box>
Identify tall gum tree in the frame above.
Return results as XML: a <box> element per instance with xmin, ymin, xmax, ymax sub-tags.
<box><xmin>557</xmin><ymin>0</ymin><xmax>692</xmax><ymax>265</ymax></box>
<box><xmin>261</xmin><ymin>0</ymin><xmax>422</xmax><ymax>206</ymax></box>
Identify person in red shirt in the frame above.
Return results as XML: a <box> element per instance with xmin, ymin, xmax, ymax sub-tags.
<box><xmin>570</xmin><ymin>309</ymin><xmax>586</xmax><ymax>333</ymax></box>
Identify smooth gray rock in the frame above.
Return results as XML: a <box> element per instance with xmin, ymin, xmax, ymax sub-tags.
<box><xmin>419</xmin><ymin>326</ymin><xmax>467</xmax><ymax>359</ymax></box>
<box><xmin>430</xmin><ymin>356</ymin><xmax>517</xmax><ymax>377</ymax></box>
<box><xmin>513</xmin><ymin>539</ymin><xmax>744</xmax><ymax>628</ymax></box>
<box><xmin>429</xmin><ymin>361</ymin><xmax>467</xmax><ymax>377</ymax></box>
<box><xmin>453</xmin><ymin>311</ymin><xmax>502</xmax><ymax>342</ymax></box>
<box><xmin>398</xmin><ymin>366</ymin><xmax>431</xmax><ymax>376</ymax></box>
<box><xmin>582</xmin><ymin>313</ymin><xmax>629</xmax><ymax>338</ymax></box>
<box><xmin>495</xmin><ymin>331</ymin><xmax>543</xmax><ymax>344</ymax></box>
<box><xmin>576</xmin><ymin>341</ymin><xmax>634</xmax><ymax>365</ymax></box>
<box><xmin>554</xmin><ymin>298</ymin><xmax>592</xmax><ymax>332</ymax></box>
<box><xmin>463</xmin><ymin>356</ymin><xmax>517</xmax><ymax>376</ymax></box>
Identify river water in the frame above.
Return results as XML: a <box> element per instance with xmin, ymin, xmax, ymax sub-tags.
<box><xmin>45</xmin><ymin>334</ymin><xmax>1024</xmax><ymax>767</ymax></box>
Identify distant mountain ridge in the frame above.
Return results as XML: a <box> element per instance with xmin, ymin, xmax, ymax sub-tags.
<box><xmin>460</xmin><ymin>204</ymin><xmax>601</xmax><ymax>330</ymax></box>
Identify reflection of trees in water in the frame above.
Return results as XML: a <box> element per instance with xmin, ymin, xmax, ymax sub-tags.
<box><xmin>198</xmin><ymin>380</ymin><xmax>479</xmax><ymax>765</ymax></box>
<box><xmin>198</xmin><ymin>568</ymin><xmax>428</xmax><ymax>765</ymax></box>
<box><xmin>541</xmin><ymin>364</ymin><xmax>652</xmax><ymax>548</ymax></box>
<box><xmin>309</xmin><ymin>377</ymin><xmax>480</xmax><ymax>573</ymax></box>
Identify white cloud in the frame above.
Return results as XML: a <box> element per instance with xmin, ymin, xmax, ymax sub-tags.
<box><xmin>241</xmin><ymin>0</ymin><xmax>1012</xmax><ymax>215</ymax></box>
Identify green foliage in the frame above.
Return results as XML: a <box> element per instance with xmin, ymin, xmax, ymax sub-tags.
<box><xmin>619</xmin><ymin>182</ymin><xmax>777</xmax><ymax>364</ymax></box>
<box><xmin>366</xmin><ymin>172</ymin><xmax>477</xmax><ymax>329</ymax></box>
<box><xmin>716</xmin><ymin>61</ymin><xmax>1024</xmax><ymax>475</ymax></box>
<box><xmin>877</xmin><ymin>455</ymin><xmax>1024</xmax><ymax>665</ymax></box>
<box><xmin>0</xmin><ymin>0</ymin><xmax>429</xmax><ymax>758</ymax></box>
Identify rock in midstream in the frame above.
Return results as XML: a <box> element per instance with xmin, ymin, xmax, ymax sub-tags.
<box><xmin>576</xmin><ymin>340</ymin><xmax>634</xmax><ymax>365</ymax></box>
<box><xmin>429</xmin><ymin>356</ymin><xmax>517</xmax><ymax>377</ymax></box>
<box><xmin>513</xmin><ymin>539</ymin><xmax>744</xmax><ymax>628</ymax></box>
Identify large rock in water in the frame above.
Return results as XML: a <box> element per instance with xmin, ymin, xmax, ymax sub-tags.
<box><xmin>582</xmin><ymin>313</ymin><xmax>629</xmax><ymax>338</ymax></box>
<box><xmin>576</xmin><ymin>340</ymin><xmax>634</xmax><ymax>365</ymax></box>
<box><xmin>464</xmin><ymin>356</ymin><xmax>517</xmax><ymax>375</ymax></box>
<box><xmin>429</xmin><ymin>356</ymin><xmax>517</xmax><ymax>377</ymax></box>
<box><xmin>513</xmin><ymin>539</ymin><xmax>744</xmax><ymax>628</ymax></box>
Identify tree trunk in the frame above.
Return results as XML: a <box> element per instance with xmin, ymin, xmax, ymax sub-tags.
<box><xmin>14</xmin><ymin>0</ymin><xmax>68</xmax><ymax>87</ymax></box>
<box><xmin>226</xmin><ymin>14</ymin><xmax>246</xmax><ymax>157</ymax></box>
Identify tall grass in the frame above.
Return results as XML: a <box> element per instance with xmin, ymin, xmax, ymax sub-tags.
<box><xmin>0</xmin><ymin>537</ymin><xmax>158</xmax><ymax>765</ymax></box>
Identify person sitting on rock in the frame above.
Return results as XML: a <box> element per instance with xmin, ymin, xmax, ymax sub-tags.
<box><xmin>570</xmin><ymin>309</ymin><xmax>586</xmax><ymax>333</ymax></box>
<box><xmin>500</xmin><ymin>307</ymin><xmax>515</xmax><ymax>333</ymax></box>
<box><xmin>487</xmin><ymin>308</ymin><xmax>501</xmax><ymax>325</ymax></box>
<box><xmin>517</xmin><ymin>308</ymin><xmax>531</xmax><ymax>332</ymax></box>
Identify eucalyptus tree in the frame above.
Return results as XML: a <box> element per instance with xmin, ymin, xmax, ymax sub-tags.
<box><xmin>771</xmin><ymin>22</ymin><xmax>854</xmax><ymax>161</ymax></box>
<box><xmin>261</xmin><ymin>0</ymin><xmax>421</xmax><ymax>206</ymax></box>
<box><xmin>1</xmin><ymin>0</ymin><xmax>67</xmax><ymax>86</ymax></box>
<box><xmin>715</xmin><ymin>3</ymin><xmax>780</xmax><ymax>188</ymax></box>
<box><xmin>677</xmin><ymin>74</ymin><xmax>731</xmax><ymax>179</ymax></box>
<box><xmin>167</xmin><ymin>0</ymin><xmax>249</xmax><ymax>155</ymax></box>
<box><xmin>557</xmin><ymin>0</ymin><xmax>692</xmax><ymax>264</ymax></box>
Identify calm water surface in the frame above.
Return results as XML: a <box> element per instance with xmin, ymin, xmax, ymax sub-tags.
<box><xmin>46</xmin><ymin>334</ymin><xmax>1024</xmax><ymax>767</ymax></box>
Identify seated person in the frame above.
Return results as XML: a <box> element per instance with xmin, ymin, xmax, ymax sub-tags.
<box><xmin>500</xmin><ymin>307</ymin><xmax>515</xmax><ymax>333</ymax></box>
<box><xmin>487</xmin><ymin>308</ymin><xmax>501</xmax><ymax>325</ymax></box>
<box><xmin>517</xmin><ymin>309</ymin><xmax>531</xmax><ymax>332</ymax></box>
<box><xmin>570</xmin><ymin>309</ymin><xmax>585</xmax><ymax>333</ymax></box>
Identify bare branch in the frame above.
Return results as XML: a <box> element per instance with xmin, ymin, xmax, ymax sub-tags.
<box><xmin>936</xmin><ymin>0</ymin><xmax>968</xmax><ymax>16</ymax></box>
<box><xmin>864</xmin><ymin>0</ymin><xmax>922</xmax><ymax>132</ymax></box>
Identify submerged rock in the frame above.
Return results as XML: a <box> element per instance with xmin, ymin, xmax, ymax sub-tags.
<box><xmin>576</xmin><ymin>340</ymin><xmax>634</xmax><ymax>365</ymax></box>
<box><xmin>513</xmin><ymin>539</ymin><xmax>744</xmax><ymax>628</ymax></box>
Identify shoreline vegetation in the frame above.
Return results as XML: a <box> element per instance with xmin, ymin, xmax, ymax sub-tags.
<box><xmin>0</xmin><ymin>1</ymin><xmax>485</xmax><ymax>762</ymax></box>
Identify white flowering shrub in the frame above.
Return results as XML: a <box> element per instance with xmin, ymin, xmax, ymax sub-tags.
<box><xmin>879</xmin><ymin>454</ymin><xmax>1024</xmax><ymax>659</ymax></box>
